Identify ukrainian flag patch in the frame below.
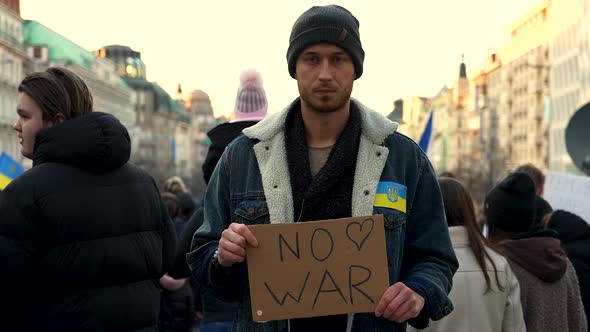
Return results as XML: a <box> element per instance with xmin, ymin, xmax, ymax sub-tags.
<box><xmin>374</xmin><ymin>181</ymin><xmax>407</xmax><ymax>213</ymax></box>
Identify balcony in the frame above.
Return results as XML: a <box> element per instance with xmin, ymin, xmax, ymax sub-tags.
<box><xmin>0</xmin><ymin>31</ymin><xmax>24</xmax><ymax>54</ymax></box>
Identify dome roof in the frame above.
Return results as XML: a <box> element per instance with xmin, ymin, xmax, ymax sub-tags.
<box><xmin>190</xmin><ymin>90</ymin><xmax>210</xmax><ymax>102</ymax></box>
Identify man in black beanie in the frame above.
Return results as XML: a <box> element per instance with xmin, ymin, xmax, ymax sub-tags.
<box><xmin>188</xmin><ymin>5</ymin><xmax>457</xmax><ymax>332</ymax></box>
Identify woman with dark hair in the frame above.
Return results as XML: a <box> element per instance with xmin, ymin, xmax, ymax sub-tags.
<box><xmin>409</xmin><ymin>177</ymin><xmax>525</xmax><ymax>332</ymax></box>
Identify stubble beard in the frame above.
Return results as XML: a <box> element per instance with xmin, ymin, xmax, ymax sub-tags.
<box><xmin>299</xmin><ymin>85</ymin><xmax>353</xmax><ymax>114</ymax></box>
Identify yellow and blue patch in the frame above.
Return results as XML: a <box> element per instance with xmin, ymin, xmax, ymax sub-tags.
<box><xmin>373</xmin><ymin>181</ymin><xmax>407</xmax><ymax>213</ymax></box>
<box><xmin>0</xmin><ymin>152</ymin><xmax>24</xmax><ymax>190</ymax></box>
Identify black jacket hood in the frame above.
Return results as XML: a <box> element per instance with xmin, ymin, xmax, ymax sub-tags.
<box><xmin>202</xmin><ymin>120</ymin><xmax>258</xmax><ymax>184</ymax></box>
<box><xmin>32</xmin><ymin>112</ymin><xmax>130</xmax><ymax>173</ymax></box>
<box><xmin>548</xmin><ymin>209</ymin><xmax>590</xmax><ymax>244</ymax></box>
<box><xmin>206</xmin><ymin>121</ymin><xmax>258</xmax><ymax>148</ymax></box>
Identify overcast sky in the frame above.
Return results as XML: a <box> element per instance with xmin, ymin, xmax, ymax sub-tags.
<box><xmin>21</xmin><ymin>0</ymin><xmax>540</xmax><ymax>117</ymax></box>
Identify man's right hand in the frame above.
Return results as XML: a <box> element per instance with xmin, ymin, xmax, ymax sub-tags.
<box><xmin>217</xmin><ymin>223</ymin><xmax>259</xmax><ymax>267</ymax></box>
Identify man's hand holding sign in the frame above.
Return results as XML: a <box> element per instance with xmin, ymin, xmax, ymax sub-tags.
<box><xmin>218</xmin><ymin>223</ymin><xmax>259</xmax><ymax>267</ymax></box>
<box><xmin>216</xmin><ymin>215</ymin><xmax>425</xmax><ymax>322</ymax></box>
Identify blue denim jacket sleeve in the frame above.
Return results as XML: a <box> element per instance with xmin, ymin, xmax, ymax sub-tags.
<box><xmin>401</xmin><ymin>155</ymin><xmax>458</xmax><ymax>329</ymax></box>
<box><xmin>186</xmin><ymin>146</ymin><xmax>242</xmax><ymax>301</ymax></box>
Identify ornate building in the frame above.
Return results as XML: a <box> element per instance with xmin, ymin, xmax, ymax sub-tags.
<box><xmin>188</xmin><ymin>89</ymin><xmax>217</xmax><ymax>164</ymax></box>
<box><xmin>0</xmin><ymin>0</ymin><xmax>25</xmax><ymax>166</ymax></box>
<box><xmin>496</xmin><ymin>0</ymin><xmax>551</xmax><ymax>172</ymax></box>
<box><xmin>94</xmin><ymin>45</ymin><xmax>192</xmax><ymax>185</ymax></box>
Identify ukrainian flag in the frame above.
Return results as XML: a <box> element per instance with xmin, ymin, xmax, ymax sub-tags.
<box><xmin>0</xmin><ymin>152</ymin><xmax>24</xmax><ymax>190</ymax></box>
<box><xmin>373</xmin><ymin>181</ymin><xmax>407</xmax><ymax>213</ymax></box>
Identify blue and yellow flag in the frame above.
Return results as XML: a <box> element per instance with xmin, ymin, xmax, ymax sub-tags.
<box><xmin>0</xmin><ymin>152</ymin><xmax>24</xmax><ymax>190</ymax></box>
<box><xmin>373</xmin><ymin>181</ymin><xmax>407</xmax><ymax>213</ymax></box>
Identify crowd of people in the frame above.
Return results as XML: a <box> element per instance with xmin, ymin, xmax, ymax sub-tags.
<box><xmin>1</xmin><ymin>4</ymin><xmax>589</xmax><ymax>332</ymax></box>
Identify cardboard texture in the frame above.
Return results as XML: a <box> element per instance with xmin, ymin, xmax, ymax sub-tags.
<box><xmin>246</xmin><ymin>215</ymin><xmax>389</xmax><ymax>322</ymax></box>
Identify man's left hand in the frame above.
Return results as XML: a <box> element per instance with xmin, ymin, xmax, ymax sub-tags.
<box><xmin>374</xmin><ymin>282</ymin><xmax>425</xmax><ymax>322</ymax></box>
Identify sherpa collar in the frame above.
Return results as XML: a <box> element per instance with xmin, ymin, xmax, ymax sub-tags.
<box><xmin>243</xmin><ymin>98</ymin><xmax>398</xmax><ymax>143</ymax></box>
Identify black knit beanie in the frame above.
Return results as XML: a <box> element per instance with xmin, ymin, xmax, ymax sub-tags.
<box><xmin>287</xmin><ymin>5</ymin><xmax>365</xmax><ymax>79</ymax></box>
<box><xmin>484</xmin><ymin>172</ymin><xmax>537</xmax><ymax>233</ymax></box>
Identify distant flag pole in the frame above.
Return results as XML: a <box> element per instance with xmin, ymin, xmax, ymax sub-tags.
<box><xmin>0</xmin><ymin>152</ymin><xmax>25</xmax><ymax>190</ymax></box>
<box><xmin>418</xmin><ymin>111</ymin><xmax>434</xmax><ymax>154</ymax></box>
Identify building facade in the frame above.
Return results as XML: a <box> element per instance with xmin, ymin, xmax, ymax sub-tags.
<box><xmin>389</xmin><ymin>96</ymin><xmax>432</xmax><ymax>142</ymax></box>
<box><xmin>478</xmin><ymin>52</ymin><xmax>505</xmax><ymax>188</ymax></box>
<box><xmin>549</xmin><ymin>0</ymin><xmax>586</xmax><ymax>174</ymax></box>
<box><xmin>22</xmin><ymin>21</ymin><xmax>135</xmax><ymax>129</ymax></box>
<box><xmin>496</xmin><ymin>0</ymin><xmax>551</xmax><ymax>172</ymax></box>
<box><xmin>447</xmin><ymin>58</ymin><xmax>473</xmax><ymax>177</ymax></box>
<box><xmin>95</xmin><ymin>45</ymin><xmax>185</xmax><ymax>185</ymax></box>
<box><xmin>188</xmin><ymin>89</ymin><xmax>217</xmax><ymax>165</ymax></box>
<box><xmin>429</xmin><ymin>86</ymin><xmax>452</xmax><ymax>173</ymax></box>
<box><xmin>0</xmin><ymin>0</ymin><xmax>25</xmax><ymax>166</ymax></box>
<box><xmin>174</xmin><ymin>95</ymin><xmax>193</xmax><ymax>180</ymax></box>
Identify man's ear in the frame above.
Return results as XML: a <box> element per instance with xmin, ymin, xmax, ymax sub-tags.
<box><xmin>48</xmin><ymin>113</ymin><xmax>66</xmax><ymax>127</ymax></box>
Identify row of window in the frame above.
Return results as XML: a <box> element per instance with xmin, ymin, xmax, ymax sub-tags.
<box><xmin>552</xmin><ymin>55</ymin><xmax>580</xmax><ymax>90</ymax></box>
<box><xmin>552</xmin><ymin>21</ymin><xmax>580</xmax><ymax>58</ymax></box>
<box><xmin>0</xmin><ymin>12</ymin><xmax>21</xmax><ymax>47</ymax></box>
<box><xmin>0</xmin><ymin>53</ymin><xmax>21</xmax><ymax>84</ymax></box>
<box><xmin>550</xmin><ymin>128</ymin><xmax>567</xmax><ymax>162</ymax></box>
<box><xmin>552</xmin><ymin>90</ymin><xmax>579</xmax><ymax>124</ymax></box>
<box><xmin>0</xmin><ymin>123</ymin><xmax>18</xmax><ymax>159</ymax></box>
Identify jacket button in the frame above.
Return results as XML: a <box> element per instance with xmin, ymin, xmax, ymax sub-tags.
<box><xmin>273</xmin><ymin>185</ymin><xmax>278</xmax><ymax>189</ymax></box>
<box><xmin>265</xmin><ymin>146</ymin><xmax>269</xmax><ymax>151</ymax></box>
<box><xmin>364</xmin><ymin>190</ymin><xmax>370</xmax><ymax>195</ymax></box>
<box><xmin>376</xmin><ymin>152</ymin><xmax>382</xmax><ymax>157</ymax></box>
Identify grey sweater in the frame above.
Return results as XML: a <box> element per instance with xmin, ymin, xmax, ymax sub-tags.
<box><xmin>500</xmin><ymin>236</ymin><xmax>587</xmax><ymax>332</ymax></box>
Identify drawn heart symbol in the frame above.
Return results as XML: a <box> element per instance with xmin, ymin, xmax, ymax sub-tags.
<box><xmin>346</xmin><ymin>218</ymin><xmax>374</xmax><ymax>251</ymax></box>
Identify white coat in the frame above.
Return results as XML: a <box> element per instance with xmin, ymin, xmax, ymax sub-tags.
<box><xmin>408</xmin><ymin>226</ymin><xmax>526</xmax><ymax>332</ymax></box>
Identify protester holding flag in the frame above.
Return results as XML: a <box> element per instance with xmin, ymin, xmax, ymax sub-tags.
<box><xmin>0</xmin><ymin>67</ymin><xmax>176</xmax><ymax>331</ymax></box>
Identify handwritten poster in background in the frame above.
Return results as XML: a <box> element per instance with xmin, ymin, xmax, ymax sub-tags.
<box><xmin>246</xmin><ymin>215</ymin><xmax>389</xmax><ymax>322</ymax></box>
<box><xmin>544</xmin><ymin>172</ymin><xmax>590</xmax><ymax>223</ymax></box>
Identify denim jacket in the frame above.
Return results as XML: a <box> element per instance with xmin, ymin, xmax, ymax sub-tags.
<box><xmin>187</xmin><ymin>99</ymin><xmax>458</xmax><ymax>332</ymax></box>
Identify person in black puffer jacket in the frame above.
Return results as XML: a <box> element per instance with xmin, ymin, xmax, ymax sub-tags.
<box><xmin>0</xmin><ymin>67</ymin><xmax>176</xmax><ymax>332</ymax></box>
<box><xmin>545</xmin><ymin>209</ymin><xmax>590</xmax><ymax>328</ymax></box>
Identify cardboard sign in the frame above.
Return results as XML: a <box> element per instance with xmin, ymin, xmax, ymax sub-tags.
<box><xmin>246</xmin><ymin>215</ymin><xmax>389</xmax><ymax>322</ymax></box>
<box><xmin>545</xmin><ymin>172</ymin><xmax>590</xmax><ymax>224</ymax></box>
